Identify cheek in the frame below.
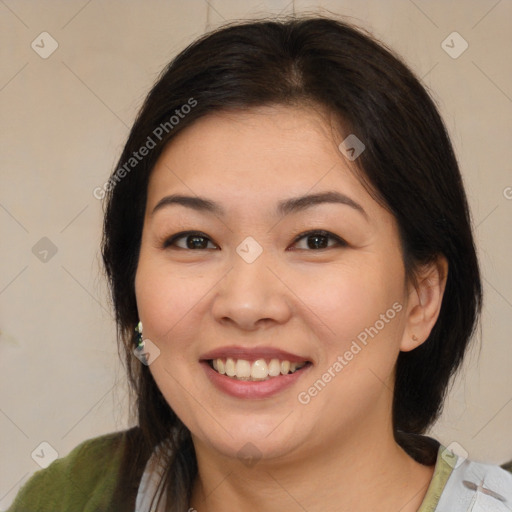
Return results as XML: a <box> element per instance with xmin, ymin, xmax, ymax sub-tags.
<box><xmin>295</xmin><ymin>266</ymin><xmax>405</xmax><ymax>421</ymax></box>
<box><xmin>135</xmin><ymin>255</ymin><xmax>211</xmax><ymax>348</ymax></box>
<box><xmin>134</xmin><ymin>257</ymin><xmax>208</xmax><ymax>419</ymax></box>
<box><xmin>297</xmin><ymin>261</ymin><xmax>404</xmax><ymax>349</ymax></box>
<box><xmin>135</xmin><ymin>251</ymin><xmax>223</xmax><ymax>366</ymax></box>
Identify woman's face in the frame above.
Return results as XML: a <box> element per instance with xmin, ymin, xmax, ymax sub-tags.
<box><xmin>135</xmin><ymin>105</ymin><xmax>415</xmax><ymax>463</ymax></box>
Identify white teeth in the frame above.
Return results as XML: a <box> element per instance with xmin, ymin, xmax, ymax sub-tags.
<box><xmin>251</xmin><ymin>359</ymin><xmax>268</xmax><ymax>380</ymax></box>
<box><xmin>268</xmin><ymin>359</ymin><xmax>281</xmax><ymax>377</ymax></box>
<box><xmin>210</xmin><ymin>357</ymin><xmax>307</xmax><ymax>380</ymax></box>
<box><xmin>225</xmin><ymin>358</ymin><xmax>236</xmax><ymax>377</ymax></box>
<box><xmin>235</xmin><ymin>359</ymin><xmax>251</xmax><ymax>379</ymax></box>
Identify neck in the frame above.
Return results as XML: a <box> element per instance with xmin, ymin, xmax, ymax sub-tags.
<box><xmin>188</xmin><ymin>421</ymin><xmax>435</xmax><ymax>512</ymax></box>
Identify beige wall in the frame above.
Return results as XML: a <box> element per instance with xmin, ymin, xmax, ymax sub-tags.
<box><xmin>1</xmin><ymin>0</ymin><xmax>511</xmax><ymax>508</ymax></box>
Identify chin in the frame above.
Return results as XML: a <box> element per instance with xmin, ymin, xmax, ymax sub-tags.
<box><xmin>192</xmin><ymin>418</ymin><xmax>308</xmax><ymax>466</ymax></box>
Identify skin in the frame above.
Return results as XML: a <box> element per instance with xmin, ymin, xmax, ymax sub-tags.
<box><xmin>134</xmin><ymin>104</ymin><xmax>448</xmax><ymax>512</ymax></box>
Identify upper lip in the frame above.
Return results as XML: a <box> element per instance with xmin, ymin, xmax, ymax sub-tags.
<box><xmin>200</xmin><ymin>346</ymin><xmax>310</xmax><ymax>363</ymax></box>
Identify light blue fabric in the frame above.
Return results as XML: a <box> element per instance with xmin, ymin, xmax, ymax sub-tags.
<box><xmin>434</xmin><ymin>450</ymin><xmax>512</xmax><ymax>511</ymax></box>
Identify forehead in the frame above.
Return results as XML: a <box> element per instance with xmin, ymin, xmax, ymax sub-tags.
<box><xmin>146</xmin><ymin>105</ymin><xmax>378</xmax><ymax>219</ymax></box>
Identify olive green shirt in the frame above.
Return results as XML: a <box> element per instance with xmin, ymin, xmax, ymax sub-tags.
<box><xmin>6</xmin><ymin>429</ymin><xmax>512</xmax><ymax>511</ymax></box>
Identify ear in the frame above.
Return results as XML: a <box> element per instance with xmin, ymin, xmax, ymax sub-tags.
<box><xmin>400</xmin><ymin>255</ymin><xmax>448</xmax><ymax>352</ymax></box>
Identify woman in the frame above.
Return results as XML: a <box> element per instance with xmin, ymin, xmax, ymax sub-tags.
<box><xmin>8</xmin><ymin>14</ymin><xmax>512</xmax><ymax>512</ymax></box>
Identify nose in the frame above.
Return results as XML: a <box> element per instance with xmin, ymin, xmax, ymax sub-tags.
<box><xmin>211</xmin><ymin>249</ymin><xmax>292</xmax><ymax>331</ymax></box>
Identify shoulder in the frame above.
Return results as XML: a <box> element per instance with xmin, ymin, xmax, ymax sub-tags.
<box><xmin>436</xmin><ymin>450</ymin><xmax>512</xmax><ymax>511</ymax></box>
<box><xmin>7</xmin><ymin>427</ymin><xmax>140</xmax><ymax>512</ymax></box>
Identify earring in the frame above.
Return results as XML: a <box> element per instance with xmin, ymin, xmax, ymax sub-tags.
<box><xmin>412</xmin><ymin>334</ymin><xmax>418</xmax><ymax>342</ymax></box>
<box><xmin>135</xmin><ymin>321</ymin><xmax>144</xmax><ymax>349</ymax></box>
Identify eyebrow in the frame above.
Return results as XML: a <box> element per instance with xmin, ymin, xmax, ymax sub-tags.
<box><xmin>151</xmin><ymin>191</ymin><xmax>368</xmax><ymax>220</ymax></box>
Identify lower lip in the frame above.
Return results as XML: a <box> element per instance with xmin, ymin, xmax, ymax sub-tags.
<box><xmin>201</xmin><ymin>361</ymin><xmax>311</xmax><ymax>399</ymax></box>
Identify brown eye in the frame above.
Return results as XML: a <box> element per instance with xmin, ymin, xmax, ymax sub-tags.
<box><xmin>163</xmin><ymin>231</ymin><xmax>218</xmax><ymax>250</ymax></box>
<box><xmin>291</xmin><ymin>230</ymin><xmax>347</xmax><ymax>250</ymax></box>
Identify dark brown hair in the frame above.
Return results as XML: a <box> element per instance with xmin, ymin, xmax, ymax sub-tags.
<box><xmin>102</xmin><ymin>15</ymin><xmax>482</xmax><ymax>510</ymax></box>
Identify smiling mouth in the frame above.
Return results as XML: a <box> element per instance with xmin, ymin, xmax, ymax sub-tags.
<box><xmin>207</xmin><ymin>358</ymin><xmax>312</xmax><ymax>381</ymax></box>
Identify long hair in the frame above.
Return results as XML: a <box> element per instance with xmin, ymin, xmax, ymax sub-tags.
<box><xmin>102</xmin><ymin>15</ymin><xmax>482</xmax><ymax>509</ymax></box>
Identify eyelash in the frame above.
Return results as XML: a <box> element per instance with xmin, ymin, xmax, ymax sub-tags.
<box><xmin>161</xmin><ymin>230</ymin><xmax>348</xmax><ymax>251</ymax></box>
